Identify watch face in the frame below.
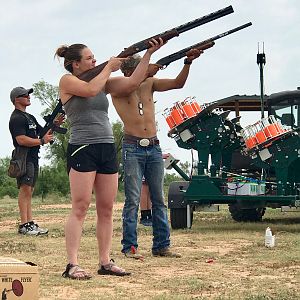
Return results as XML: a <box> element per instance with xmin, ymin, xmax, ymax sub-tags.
<box><xmin>139</xmin><ymin>138</ymin><xmax>150</xmax><ymax>147</ymax></box>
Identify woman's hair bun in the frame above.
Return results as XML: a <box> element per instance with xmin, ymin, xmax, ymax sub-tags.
<box><xmin>55</xmin><ymin>45</ymin><xmax>69</xmax><ymax>58</ymax></box>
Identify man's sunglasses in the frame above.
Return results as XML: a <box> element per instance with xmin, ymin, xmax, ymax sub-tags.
<box><xmin>17</xmin><ymin>94</ymin><xmax>30</xmax><ymax>98</ymax></box>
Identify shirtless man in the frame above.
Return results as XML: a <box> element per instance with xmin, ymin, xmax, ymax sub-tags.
<box><xmin>111</xmin><ymin>49</ymin><xmax>202</xmax><ymax>259</ymax></box>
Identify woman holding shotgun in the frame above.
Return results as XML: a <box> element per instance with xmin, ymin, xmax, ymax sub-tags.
<box><xmin>55</xmin><ymin>38</ymin><xmax>163</xmax><ymax>279</ymax></box>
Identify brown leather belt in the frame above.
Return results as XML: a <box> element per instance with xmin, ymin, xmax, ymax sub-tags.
<box><xmin>123</xmin><ymin>134</ymin><xmax>160</xmax><ymax>147</ymax></box>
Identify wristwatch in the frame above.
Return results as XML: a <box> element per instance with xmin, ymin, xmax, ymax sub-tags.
<box><xmin>184</xmin><ymin>58</ymin><xmax>192</xmax><ymax>65</ymax></box>
<box><xmin>40</xmin><ymin>138</ymin><xmax>45</xmax><ymax>146</ymax></box>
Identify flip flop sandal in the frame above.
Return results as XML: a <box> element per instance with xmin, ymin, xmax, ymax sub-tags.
<box><xmin>98</xmin><ymin>259</ymin><xmax>131</xmax><ymax>276</ymax></box>
<box><xmin>62</xmin><ymin>263</ymin><xmax>92</xmax><ymax>280</ymax></box>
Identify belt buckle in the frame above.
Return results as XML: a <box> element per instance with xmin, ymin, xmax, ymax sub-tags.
<box><xmin>139</xmin><ymin>138</ymin><xmax>150</xmax><ymax>147</ymax></box>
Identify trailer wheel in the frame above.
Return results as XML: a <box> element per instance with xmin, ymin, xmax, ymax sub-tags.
<box><xmin>228</xmin><ymin>203</ymin><xmax>266</xmax><ymax>222</ymax></box>
<box><xmin>170</xmin><ymin>207</ymin><xmax>193</xmax><ymax>229</ymax></box>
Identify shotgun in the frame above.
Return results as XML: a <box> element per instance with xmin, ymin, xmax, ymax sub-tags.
<box><xmin>47</xmin><ymin>6</ymin><xmax>234</xmax><ymax>137</ymax></box>
<box><xmin>155</xmin><ymin>22</ymin><xmax>252</xmax><ymax>68</ymax></box>
<box><xmin>79</xmin><ymin>6</ymin><xmax>234</xmax><ymax>82</ymax></box>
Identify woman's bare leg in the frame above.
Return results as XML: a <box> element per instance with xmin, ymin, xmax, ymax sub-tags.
<box><xmin>94</xmin><ymin>172</ymin><xmax>118</xmax><ymax>265</ymax></box>
<box><xmin>65</xmin><ymin>169</ymin><xmax>95</xmax><ymax>265</ymax></box>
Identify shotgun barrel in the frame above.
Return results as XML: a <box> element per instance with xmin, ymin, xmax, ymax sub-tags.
<box><xmin>156</xmin><ymin>22</ymin><xmax>252</xmax><ymax>68</ymax></box>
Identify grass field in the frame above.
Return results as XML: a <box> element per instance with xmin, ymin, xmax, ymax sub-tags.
<box><xmin>0</xmin><ymin>194</ymin><xmax>299</xmax><ymax>300</ymax></box>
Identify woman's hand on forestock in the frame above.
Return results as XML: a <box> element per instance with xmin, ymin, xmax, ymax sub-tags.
<box><xmin>147</xmin><ymin>37</ymin><xmax>164</xmax><ymax>55</ymax></box>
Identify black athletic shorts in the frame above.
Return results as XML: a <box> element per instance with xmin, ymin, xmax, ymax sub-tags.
<box><xmin>67</xmin><ymin>143</ymin><xmax>118</xmax><ymax>174</ymax></box>
<box><xmin>17</xmin><ymin>161</ymin><xmax>39</xmax><ymax>188</ymax></box>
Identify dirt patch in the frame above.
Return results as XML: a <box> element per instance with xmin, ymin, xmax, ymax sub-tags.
<box><xmin>40</xmin><ymin>286</ymin><xmax>80</xmax><ymax>300</ymax></box>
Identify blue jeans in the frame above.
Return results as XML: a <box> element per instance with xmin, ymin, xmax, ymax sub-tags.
<box><xmin>121</xmin><ymin>143</ymin><xmax>170</xmax><ymax>253</ymax></box>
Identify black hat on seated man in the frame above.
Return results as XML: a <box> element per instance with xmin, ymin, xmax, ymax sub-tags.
<box><xmin>10</xmin><ymin>87</ymin><xmax>33</xmax><ymax>103</ymax></box>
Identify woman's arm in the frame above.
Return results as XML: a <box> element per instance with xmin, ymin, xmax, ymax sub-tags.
<box><xmin>59</xmin><ymin>57</ymin><xmax>126</xmax><ymax>103</ymax></box>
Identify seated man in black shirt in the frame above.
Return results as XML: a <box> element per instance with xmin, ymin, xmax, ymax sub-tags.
<box><xmin>9</xmin><ymin>86</ymin><xmax>55</xmax><ymax>235</ymax></box>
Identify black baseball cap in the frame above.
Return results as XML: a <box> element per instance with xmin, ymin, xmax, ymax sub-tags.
<box><xmin>10</xmin><ymin>87</ymin><xmax>33</xmax><ymax>103</ymax></box>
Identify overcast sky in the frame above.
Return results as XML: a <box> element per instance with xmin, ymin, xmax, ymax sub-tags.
<box><xmin>1</xmin><ymin>0</ymin><xmax>300</xmax><ymax>165</ymax></box>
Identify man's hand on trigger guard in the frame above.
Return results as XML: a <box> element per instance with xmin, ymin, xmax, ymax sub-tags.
<box><xmin>147</xmin><ymin>64</ymin><xmax>160</xmax><ymax>77</ymax></box>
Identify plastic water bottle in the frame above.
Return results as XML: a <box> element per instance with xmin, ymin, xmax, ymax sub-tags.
<box><xmin>265</xmin><ymin>227</ymin><xmax>275</xmax><ymax>247</ymax></box>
